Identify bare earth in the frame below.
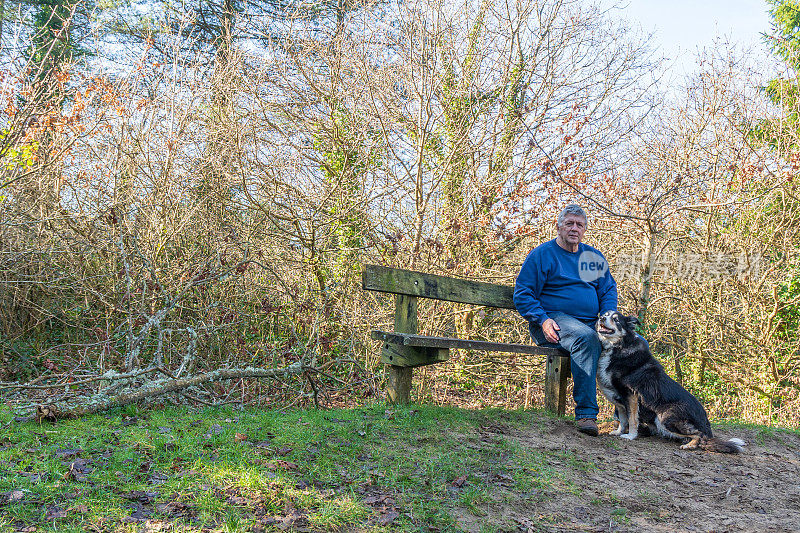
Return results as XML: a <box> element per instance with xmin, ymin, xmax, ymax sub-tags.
<box><xmin>466</xmin><ymin>419</ymin><xmax>800</xmax><ymax>532</ymax></box>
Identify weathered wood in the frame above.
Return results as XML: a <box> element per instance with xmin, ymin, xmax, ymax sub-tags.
<box><xmin>366</xmin><ymin>265</ymin><xmax>574</xmax><ymax>412</ymax></box>
<box><xmin>363</xmin><ymin>264</ymin><xmax>515</xmax><ymax>308</ymax></box>
<box><xmin>544</xmin><ymin>353</ymin><xmax>570</xmax><ymax>416</ymax></box>
<box><xmin>371</xmin><ymin>330</ymin><xmax>565</xmax><ymax>357</ymax></box>
<box><xmin>386</xmin><ymin>294</ymin><xmax>417</xmax><ymax>404</ymax></box>
<box><xmin>380</xmin><ymin>342</ymin><xmax>450</xmax><ymax>367</ymax></box>
<box><xmin>386</xmin><ymin>365</ymin><xmax>412</xmax><ymax>404</ymax></box>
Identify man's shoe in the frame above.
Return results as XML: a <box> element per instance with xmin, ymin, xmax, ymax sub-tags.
<box><xmin>576</xmin><ymin>418</ymin><xmax>598</xmax><ymax>436</ymax></box>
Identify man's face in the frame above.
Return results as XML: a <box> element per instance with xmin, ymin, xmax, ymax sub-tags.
<box><xmin>557</xmin><ymin>214</ymin><xmax>587</xmax><ymax>247</ymax></box>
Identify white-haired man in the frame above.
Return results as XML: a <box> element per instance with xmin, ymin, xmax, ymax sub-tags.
<box><xmin>514</xmin><ymin>204</ymin><xmax>618</xmax><ymax>436</ymax></box>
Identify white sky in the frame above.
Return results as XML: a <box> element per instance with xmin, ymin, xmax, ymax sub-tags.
<box><xmin>610</xmin><ymin>0</ymin><xmax>774</xmax><ymax>75</ymax></box>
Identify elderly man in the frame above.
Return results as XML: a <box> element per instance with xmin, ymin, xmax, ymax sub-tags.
<box><xmin>513</xmin><ymin>204</ymin><xmax>618</xmax><ymax>436</ymax></box>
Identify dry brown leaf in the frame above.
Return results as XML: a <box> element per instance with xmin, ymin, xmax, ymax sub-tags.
<box><xmin>451</xmin><ymin>475</ymin><xmax>467</xmax><ymax>487</ymax></box>
<box><xmin>265</xmin><ymin>460</ymin><xmax>298</xmax><ymax>471</ymax></box>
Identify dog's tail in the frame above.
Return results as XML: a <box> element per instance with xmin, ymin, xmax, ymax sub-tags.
<box><xmin>699</xmin><ymin>437</ymin><xmax>746</xmax><ymax>454</ymax></box>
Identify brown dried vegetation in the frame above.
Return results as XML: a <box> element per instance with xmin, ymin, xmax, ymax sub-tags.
<box><xmin>0</xmin><ymin>0</ymin><xmax>798</xmax><ymax>426</ymax></box>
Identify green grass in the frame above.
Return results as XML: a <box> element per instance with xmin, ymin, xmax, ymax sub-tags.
<box><xmin>716</xmin><ymin>419</ymin><xmax>800</xmax><ymax>434</ymax></box>
<box><xmin>611</xmin><ymin>507</ymin><xmax>629</xmax><ymax>524</ymax></box>
<box><xmin>710</xmin><ymin>419</ymin><xmax>800</xmax><ymax>447</ymax></box>
<box><xmin>0</xmin><ymin>404</ymin><xmax>584</xmax><ymax>532</ymax></box>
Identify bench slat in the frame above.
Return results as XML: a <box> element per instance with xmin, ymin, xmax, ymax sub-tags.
<box><xmin>371</xmin><ymin>330</ymin><xmax>566</xmax><ymax>357</ymax></box>
<box><xmin>363</xmin><ymin>265</ymin><xmax>515</xmax><ymax>309</ymax></box>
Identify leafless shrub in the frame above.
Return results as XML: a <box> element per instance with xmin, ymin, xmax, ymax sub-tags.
<box><xmin>1</xmin><ymin>1</ymin><xmax>797</xmax><ymax>425</ymax></box>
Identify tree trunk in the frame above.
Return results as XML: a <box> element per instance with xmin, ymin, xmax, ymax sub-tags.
<box><xmin>637</xmin><ymin>227</ymin><xmax>658</xmax><ymax>321</ymax></box>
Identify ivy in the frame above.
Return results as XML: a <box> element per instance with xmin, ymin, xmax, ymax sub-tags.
<box><xmin>0</xmin><ymin>128</ymin><xmax>38</xmax><ymax>172</ymax></box>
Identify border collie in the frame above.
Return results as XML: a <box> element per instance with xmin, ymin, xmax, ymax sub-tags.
<box><xmin>595</xmin><ymin>311</ymin><xmax>745</xmax><ymax>453</ymax></box>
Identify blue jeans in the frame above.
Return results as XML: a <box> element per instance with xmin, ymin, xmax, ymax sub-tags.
<box><xmin>529</xmin><ymin>312</ymin><xmax>600</xmax><ymax>420</ymax></box>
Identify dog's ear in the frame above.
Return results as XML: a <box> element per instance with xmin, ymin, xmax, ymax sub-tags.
<box><xmin>627</xmin><ymin>316</ymin><xmax>641</xmax><ymax>329</ymax></box>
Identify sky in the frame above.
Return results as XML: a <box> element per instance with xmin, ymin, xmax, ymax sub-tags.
<box><xmin>611</xmin><ymin>0</ymin><xmax>775</xmax><ymax>76</ymax></box>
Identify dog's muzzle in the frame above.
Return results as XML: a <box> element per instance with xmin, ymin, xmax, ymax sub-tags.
<box><xmin>597</xmin><ymin>324</ymin><xmax>615</xmax><ymax>335</ymax></box>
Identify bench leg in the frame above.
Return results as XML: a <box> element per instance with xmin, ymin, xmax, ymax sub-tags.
<box><xmin>544</xmin><ymin>354</ymin><xmax>570</xmax><ymax>416</ymax></box>
<box><xmin>386</xmin><ymin>294</ymin><xmax>417</xmax><ymax>405</ymax></box>
<box><xmin>387</xmin><ymin>365</ymin><xmax>412</xmax><ymax>404</ymax></box>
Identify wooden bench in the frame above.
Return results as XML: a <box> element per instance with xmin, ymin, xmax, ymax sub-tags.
<box><xmin>362</xmin><ymin>264</ymin><xmax>571</xmax><ymax>415</ymax></box>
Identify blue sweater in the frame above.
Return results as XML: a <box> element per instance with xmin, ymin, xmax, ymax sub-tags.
<box><xmin>514</xmin><ymin>239</ymin><xmax>617</xmax><ymax>325</ymax></box>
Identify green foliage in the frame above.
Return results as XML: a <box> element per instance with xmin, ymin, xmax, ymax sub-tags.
<box><xmin>0</xmin><ymin>128</ymin><xmax>37</xmax><ymax>173</ymax></box>
<box><xmin>27</xmin><ymin>0</ymin><xmax>93</xmax><ymax>85</ymax></box>
<box><xmin>0</xmin><ymin>340</ymin><xmax>41</xmax><ymax>381</ymax></box>
<box><xmin>757</xmin><ymin>1</ymin><xmax>800</xmax><ymax>147</ymax></box>
<box><xmin>314</xmin><ymin>109</ymin><xmax>381</xmax><ymax>282</ymax></box>
<box><xmin>766</xmin><ymin>0</ymin><xmax>800</xmax><ymax>68</ymax></box>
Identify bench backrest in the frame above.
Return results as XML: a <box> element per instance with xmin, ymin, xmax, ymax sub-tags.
<box><xmin>362</xmin><ymin>265</ymin><xmax>515</xmax><ymax>309</ymax></box>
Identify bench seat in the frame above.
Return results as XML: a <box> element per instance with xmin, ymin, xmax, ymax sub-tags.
<box><xmin>371</xmin><ymin>330</ymin><xmax>564</xmax><ymax>358</ymax></box>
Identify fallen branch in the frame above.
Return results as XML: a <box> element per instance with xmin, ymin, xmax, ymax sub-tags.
<box><xmin>36</xmin><ymin>362</ymin><xmax>305</xmax><ymax>419</ymax></box>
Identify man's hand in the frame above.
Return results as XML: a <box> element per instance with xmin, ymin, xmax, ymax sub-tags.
<box><xmin>542</xmin><ymin>318</ymin><xmax>560</xmax><ymax>344</ymax></box>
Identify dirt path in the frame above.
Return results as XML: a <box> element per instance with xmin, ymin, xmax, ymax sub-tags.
<box><xmin>484</xmin><ymin>419</ymin><xmax>800</xmax><ymax>532</ymax></box>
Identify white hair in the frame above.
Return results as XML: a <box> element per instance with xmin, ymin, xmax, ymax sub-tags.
<box><xmin>557</xmin><ymin>204</ymin><xmax>588</xmax><ymax>227</ymax></box>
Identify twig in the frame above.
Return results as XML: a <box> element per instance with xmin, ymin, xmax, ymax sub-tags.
<box><xmin>180</xmin><ymin>391</ymin><xmax>214</xmax><ymax>406</ymax></box>
<box><xmin>0</xmin><ymin>368</ymin><xmax>157</xmax><ymax>391</ymax></box>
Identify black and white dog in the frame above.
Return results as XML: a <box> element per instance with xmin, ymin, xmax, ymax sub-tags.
<box><xmin>595</xmin><ymin>311</ymin><xmax>745</xmax><ymax>453</ymax></box>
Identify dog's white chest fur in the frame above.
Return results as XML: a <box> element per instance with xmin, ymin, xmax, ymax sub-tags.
<box><xmin>596</xmin><ymin>337</ymin><xmax>617</xmax><ymax>401</ymax></box>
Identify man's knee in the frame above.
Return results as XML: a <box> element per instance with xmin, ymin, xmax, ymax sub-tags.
<box><xmin>564</xmin><ymin>333</ymin><xmax>599</xmax><ymax>367</ymax></box>
<box><xmin>568</xmin><ymin>328</ymin><xmax>600</xmax><ymax>351</ymax></box>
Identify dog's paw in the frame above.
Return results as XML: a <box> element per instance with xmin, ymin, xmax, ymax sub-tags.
<box><xmin>619</xmin><ymin>433</ymin><xmax>638</xmax><ymax>441</ymax></box>
<box><xmin>609</xmin><ymin>428</ymin><xmax>624</xmax><ymax>436</ymax></box>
